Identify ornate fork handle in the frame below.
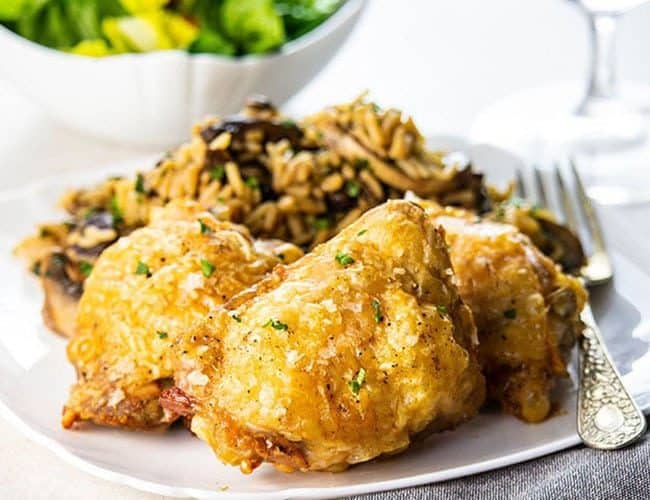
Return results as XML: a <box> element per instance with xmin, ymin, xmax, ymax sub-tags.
<box><xmin>578</xmin><ymin>306</ymin><xmax>647</xmax><ymax>449</ymax></box>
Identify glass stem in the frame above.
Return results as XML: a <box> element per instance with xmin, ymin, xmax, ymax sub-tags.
<box><xmin>579</xmin><ymin>12</ymin><xmax>620</xmax><ymax>113</ymax></box>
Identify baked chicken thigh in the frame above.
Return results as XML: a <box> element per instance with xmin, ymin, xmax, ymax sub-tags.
<box><xmin>421</xmin><ymin>202</ymin><xmax>587</xmax><ymax>422</ymax></box>
<box><xmin>167</xmin><ymin>201</ymin><xmax>485</xmax><ymax>473</ymax></box>
<box><xmin>63</xmin><ymin>201</ymin><xmax>300</xmax><ymax>430</ymax></box>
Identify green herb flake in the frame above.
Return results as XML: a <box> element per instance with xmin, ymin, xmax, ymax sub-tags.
<box><xmin>264</xmin><ymin>319</ymin><xmax>288</xmax><ymax>331</ymax></box>
<box><xmin>529</xmin><ymin>204</ymin><xmax>541</xmax><ymax>217</ymax></box>
<box><xmin>494</xmin><ymin>205</ymin><xmax>506</xmax><ymax>222</ymax></box>
<box><xmin>357</xmin><ymin>229</ymin><xmax>368</xmax><ymax>237</ymax></box>
<box><xmin>83</xmin><ymin>208</ymin><xmax>98</xmax><ymax>221</ymax></box>
<box><xmin>314</xmin><ymin>216</ymin><xmax>331</xmax><ymax>230</ymax></box>
<box><xmin>79</xmin><ymin>261</ymin><xmax>93</xmax><ymax>277</ymax></box>
<box><xmin>335</xmin><ymin>252</ymin><xmax>355</xmax><ymax>267</ymax></box>
<box><xmin>348</xmin><ymin>367</ymin><xmax>367</xmax><ymax>396</ymax></box>
<box><xmin>345</xmin><ymin>180</ymin><xmax>361</xmax><ymax>198</ymax></box>
<box><xmin>216</xmin><ymin>196</ymin><xmax>226</xmax><ymax>203</ymax></box>
<box><xmin>504</xmin><ymin>308</ymin><xmax>517</xmax><ymax>319</ymax></box>
<box><xmin>244</xmin><ymin>176</ymin><xmax>259</xmax><ymax>189</ymax></box>
<box><xmin>157</xmin><ymin>331</ymin><xmax>168</xmax><ymax>340</ymax></box>
<box><xmin>371</xmin><ymin>299</ymin><xmax>384</xmax><ymax>323</ymax></box>
<box><xmin>280</xmin><ymin>119</ymin><xmax>296</xmax><ymax>128</ymax></box>
<box><xmin>210</xmin><ymin>165</ymin><xmax>225</xmax><ymax>181</ymax></box>
<box><xmin>507</xmin><ymin>196</ymin><xmax>525</xmax><ymax>209</ymax></box>
<box><xmin>200</xmin><ymin>259</ymin><xmax>215</xmax><ymax>277</ymax></box>
<box><xmin>31</xmin><ymin>261</ymin><xmax>41</xmax><ymax>276</ymax></box>
<box><xmin>135</xmin><ymin>173</ymin><xmax>145</xmax><ymax>194</ymax></box>
<box><xmin>231</xmin><ymin>314</ymin><xmax>242</xmax><ymax>323</ymax></box>
<box><xmin>110</xmin><ymin>196</ymin><xmax>124</xmax><ymax>226</ymax></box>
<box><xmin>135</xmin><ymin>261</ymin><xmax>151</xmax><ymax>277</ymax></box>
<box><xmin>198</xmin><ymin>219</ymin><xmax>212</xmax><ymax>234</ymax></box>
<box><xmin>436</xmin><ymin>304</ymin><xmax>448</xmax><ymax>315</ymax></box>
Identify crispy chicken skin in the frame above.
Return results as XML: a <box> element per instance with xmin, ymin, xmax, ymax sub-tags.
<box><xmin>420</xmin><ymin>202</ymin><xmax>587</xmax><ymax>422</ymax></box>
<box><xmin>62</xmin><ymin>201</ymin><xmax>301</xmax><ymax>430</ymax></box>
<box><xmin>169</xmin><ymin>201</ymin><xmax>485</xmax><ymax>473</ymax></box>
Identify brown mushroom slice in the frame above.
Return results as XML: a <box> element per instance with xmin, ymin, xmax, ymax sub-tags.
<box><xmin>317</xmin><ymin>124</ymin><xmax>463</xmax><ymax>197</ymax></box>
<box><xmin>40</xmin><ymin>254</ymin><xmax>83</xmax><ymax>338</ymax></box>
<box><xmin>536</xmin><ymin>218</ymin><xmax>586</xmax><ymax>274</ymax></box>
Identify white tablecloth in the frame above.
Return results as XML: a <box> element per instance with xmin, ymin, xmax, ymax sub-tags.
<box><xmin>2</xmin><ymin>1</ymin><xmax>650</xmax><ymax>498</ymax></box>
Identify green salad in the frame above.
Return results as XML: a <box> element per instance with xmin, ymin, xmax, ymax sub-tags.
<box><xmin>0</xmin><ymin>0</ymin><xmax>344</xmax><ymax>57</ymax></box>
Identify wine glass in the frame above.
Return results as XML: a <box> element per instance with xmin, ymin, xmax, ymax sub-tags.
<box><xmin>471</xmin><ymin>0</ymin><xmax>650</xmax><ymax>204</ymax></box>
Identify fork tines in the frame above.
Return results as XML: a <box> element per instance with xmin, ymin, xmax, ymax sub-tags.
<box><xmin>516</xmin><ymin>158</ymin><xmax>613</xmax><ymax>286</ymax></box>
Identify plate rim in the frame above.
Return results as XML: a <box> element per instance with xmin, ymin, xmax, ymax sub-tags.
<box><xmin>0</xmin><ymin>394</ymin><xmax>582</xmax><ymax>499</ymax></box>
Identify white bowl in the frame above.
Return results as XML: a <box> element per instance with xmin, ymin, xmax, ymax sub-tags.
<box><xmin>0</xmin><ymin>0</ymin><xmax>364</xmax><ymax>147</ymax></box>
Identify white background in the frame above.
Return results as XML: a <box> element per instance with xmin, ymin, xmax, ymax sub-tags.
<box><xmin>1</xmin><ymin>0</ymin><xmax>649</xmax><ymax>498</ymax></box>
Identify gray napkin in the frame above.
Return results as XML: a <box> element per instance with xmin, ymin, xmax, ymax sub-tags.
<box><xmin>347</xmin><ymin>417</ymin><xmax>649</xmax><ymax>500</ymax></box>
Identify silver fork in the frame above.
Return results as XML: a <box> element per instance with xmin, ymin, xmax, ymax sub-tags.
<box><xmin>519</xmin><ymin>159</ymin><xmax>646</xmax><ymax>450</ymax></box>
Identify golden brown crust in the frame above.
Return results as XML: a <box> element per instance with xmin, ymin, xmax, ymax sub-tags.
<box><xmin>63</xmin><ymin>200</ymin><xmax>302</xmax><ymax>430</ymax></box>
<box><xmin>419</xmin><ymin>201</ymin><xmax>587</xmax><ymax>422</ymax></box>
<box><xmin>173</xmin><ymin>200</ymin><xmax>485</xmax><ymax>472</ymax></box>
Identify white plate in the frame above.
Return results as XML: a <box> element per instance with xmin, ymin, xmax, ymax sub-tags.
<box><xmin>0</xmin><ymin>152</ymin><xmax>649</xmax><ymax>499</ymax></box>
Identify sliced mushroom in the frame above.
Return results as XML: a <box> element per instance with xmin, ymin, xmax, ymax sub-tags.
<box><xmin>40</xmin><ymin>253</ymin><xmax>83</xmax><ymax>338</ymax></box>
<box><xmin>537</xmin><ymin>218</ymin><xmax>586</xmax><ymax>274</ymax></box>
<box><xmin>317</xmin><ymin>124</ymin><xmax>466</xmax><ymax>197</ymax></box>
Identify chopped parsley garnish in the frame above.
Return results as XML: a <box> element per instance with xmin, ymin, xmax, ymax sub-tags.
<box><xmin>371</xmin><ymin>102</ymin><xmax>381</xmax><ymax>112</ymax></box>
<box><xmin>494</xmin><ymin>206</ymin><xmax>506</xmax><ymax>222</ymax></box>
<box><xmin>348</xmin><ymin>368</ymin><xmax>366</xmax><ymax>396</ymax></box>
<box><xmin>157</xmin><ymin>331</ymin><xmax>168</xmax><ymax>339</ymax></box>
<box><xmin>263</xmin><ymin>319</ymin><xmax>288</xmax><ymax>331</ymax></box>
<box><xmin>79</xmin><ymin>261</ymin><xmax>93</xmax><ymax>277</ymax></box>
<box><xmin>506</xmin><ymin>196</ymin><xmax>525</xmax><ymax>208</ymax></box>
<box><xmin>135</xmin><ymin>261</ymin><xmax>151</xmax><ymax>277</ymax></box>
<box><xmin>345</xmin><ymin>180</ymin><xmax>361</xmax><ymax>198</ymax></box>
<box><xmin>280</xmin><ymin>119</ymin><xmax>296</xmax><ymax>128</ymax></box>
<box><xmin>504</xmin><ymin>308</ymin><xmax>517</xmax><ymax>319</ymax></box>
<box><xmin>31</xmin><ymin>261</ymin><xmax>41</xmax><ymax>276</ymax></box>
<box><xmin>335</xmin><ymin>252</ymin><xmax>355</xmax><ymax>267</ymax></box>
<box><xmin>210</xmin><ymin>164</ymin><xmax>225</xmax><ymax>181</ymax></box>
<box><xmin>84</xmin><ymin>208</ymin><xmax>98</xmax><ymax>220</ymax></box>
<box><xmin>244</xmin><ymin>176</ymin><xmax>259</xmax><ymax>189</ymax></box>
<box><xmin>198</xmin><ymin>219</ymin><xmax>212</xmax><ymax>234</ymax></box>
<box><xmin>314</xmin><ymin>216</ymin><xmax>331</xmax><ymax>230</ymax></box>
<box><xmin>436</xmin><ymin>304</ymin><xmax>448</xmax><ymax>314</ymax></box>
<box><xmin>231</xmin><ymin>314</ymin><xmax>242</xmax><ymax>323</ymax></box>
<box><xmin>371</xmin><ymin>299</ymin><xmax>383</xmax><ymax>323</ymax></box>
<box><xmin>200</xmin><ymin>259</ymin><xmax>215</xmax><ymax>277</ymax></box>
<box><xmin>357</xmin><ymin>229</ymin><xmax>367</xmax><ymax>237</ymax></box>
<box><xmin>110</xmin><ymin>196</ymin><xmax>124</xmax><ymax>225</ymax></box>
<box><xmin>529</xmin><ymin>204</ymin><xmax>541</xmax><ymax>217</ymax></box>
<box><xmin>216</xmin><ymin>196</ymin><xmax>225</xmax><ymax>203</ymax></box>
<box><xmin>135</xmin><ymin>173</ymin><xmax>145</xmax><ymax>194</ymax></box>
<box><xmin>353</xmin><ymin>158</ymin><xmax>369</xmax><ymax>170</ymax></box>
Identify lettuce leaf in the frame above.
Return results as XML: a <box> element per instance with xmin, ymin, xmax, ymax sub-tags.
<box><xmin>0</xmin><ymin>0</ymin><xmax>30</xmax><ymax>21</ymax></box>
<box><xmin>220</xmin><ymin>0</ymin><xmax>285</xmax><ymax>54</ymax></box>
<box><xmin>102</xmin><ymin>10</ymin><xmax>197</xmax><ymax>52</ymax></box>
<box><xmin>2</xmin><ymin>0</ymin><xmax>338</xmax><ymax>56</ymax></box>
<box><xmin>273</xmin><ymin>0</ymin><xmax>342</xmax><ymax>40</ymax></box>
<box><xmin>119</xmin><ymin>0</ymin><xmax>168</xmax><ymax>14</ymax></box>
<box><xmin>69</xmin><ymin>38</ymin><xmax>112</xmax><ymax>56</ymax></box>
<box><xmin>189</xmin><ymin>27</ymin><xmax>235</xmax><ymax>55</ymax></box>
